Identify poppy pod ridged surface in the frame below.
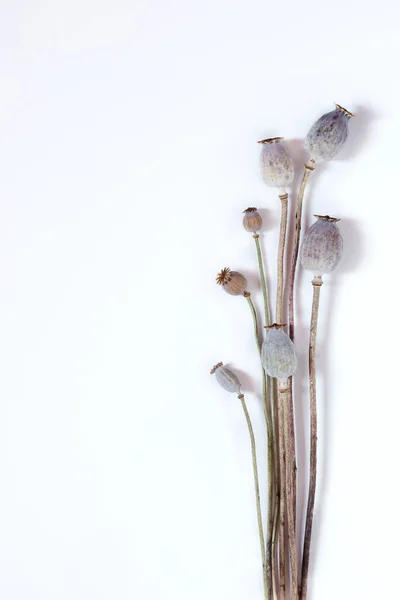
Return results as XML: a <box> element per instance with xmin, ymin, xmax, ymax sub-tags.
<box><xmin>300</xmin><ymin>215</ymin><xmax>343</xmax><ymax>276</ymax></box>
<box><xmin>210</xmin><ymin>362</ymin><xmax>241</xmax><ymax>394</ymax></box>
<box><xmin>261</xmin><ymin>324</ymin><xmax>297</xmax><ymax>380</ymax></box>
<box><xmin>216</xmin><ymin>267</ymin><xmax>247</xmax><ymax>296</ymax></box>
<box><xmin>259</xmin><ymin>137</ymin><xmax>294</xmax><ymax>188</ymax></box>
<box><xmin>243</xmin><ymin>207</ymin><xmax>263</xmax><ymax>233</ymax></box>
<box><xmin>305</xmin><ymin>104</ymin><xmax>354</xmax><ymax>162</ymax></box>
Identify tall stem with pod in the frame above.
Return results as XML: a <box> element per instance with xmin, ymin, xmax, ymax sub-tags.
<box><xmin>243</xmin><ymin>208</ymin><xmax>275</xmax><ymax>600</ymax></box>
<box><xmin>259</xmin><ymin>137</ymin><xmax>295</xmax><ymax>599</ymax></box>
<box><xmin>261</xmin><ymin>324</ymin><xmax>298</xmax><ymax>600</ymax></box>
<box><xmin>299</xmin><ymin>215</ymin><xmax>343</xmax><ymax>600</ymax></box>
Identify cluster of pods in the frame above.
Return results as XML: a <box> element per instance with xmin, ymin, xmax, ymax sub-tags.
<box><xmin>209</xmin><ymin>103</ymin><xmax>353</xmax><ymax>600</ymax></box>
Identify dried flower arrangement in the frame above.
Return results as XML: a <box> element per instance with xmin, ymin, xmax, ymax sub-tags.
<box><xmin>210</xmin><ymin>104</ymin><xmax>353</xmax><ymax>600</ymax></box>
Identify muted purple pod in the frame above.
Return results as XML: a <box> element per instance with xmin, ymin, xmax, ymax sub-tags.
<box><xmin>305</xmin><ymin>104</ymin><xmax>354</xmax><ymax>162</ymax></box>
<box><xmin>243</xmin><ymin>207</ymin><xmax>262</xmax><ymax>233</ymax></box>
<box><xmin>261</xmin><ymin>325</ymin><xmax>297</xmax><ymax>380</ymax></box>
<box><xmin>300</xmin><ymin>215</ymin><xmax>343</xmax><ymax>276</ymax></box>
<box><xmin>259</xmin><ymin>137</ymin><xmax>294</xmax><ymax>188</ymax></box>
<box><xmin>210</xmin><ymin>362</ymin><xmax>241</xmax><ymax>394</ymax></box>
<box><xmin>216</xmin><ymin>267</ymin><xmax>247</xmax><ymax>296</ymax></box>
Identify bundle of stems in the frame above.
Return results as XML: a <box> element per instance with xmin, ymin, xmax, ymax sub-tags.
<box><xmin>212</xmin><ymin>104</ymin><xmax>352</xmax><ymax>600</ymax></box>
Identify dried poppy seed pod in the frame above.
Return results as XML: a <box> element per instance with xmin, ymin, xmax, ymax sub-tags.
<box><xmin>259</xmin><ymin>137</ymin><xmax>294</xmax><ymax>188</ymax></box>
<box><xmin>216</xmin><ymin>267</ymin><xmax>247</xmax><ymax>296</ymax></box>
<box><xmin>210</xmin><ymin>362</ymin><xmax>241</xmax><ymax>394</ymax></box>
<box><xmin>305</xmin><ymin>104</ymin><xmax>354</xmax><ymax>162</ymax></box>
<box><xmin>300</xmin><ymin>215</ymin><xmax>343</xmax><ymax>277</ymax></box>
<box><xmin>243</xmin><ymin>207</ymin><xmax>262</xmax><ymax>233</ymax></box>
<box><xmin>261</xmin><ymin>324</ymin><xmax>297</xmax><ymax>380</ymax></box>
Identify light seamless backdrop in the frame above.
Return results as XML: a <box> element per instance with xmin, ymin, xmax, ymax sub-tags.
<box><xmin>0</xmin><ymin>1</ymin><xmax>398</xmax><ymax>599</ymax></box>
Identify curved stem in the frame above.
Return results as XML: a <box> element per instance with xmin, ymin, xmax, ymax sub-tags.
<box><xmin>300</xmin><ymin>277</ymin><xmax>322</xmax><ymax>600</ymax></box>
<box><xmin>276</xmin><ymin>191</ymin><xmax>288</xmax><ymax>324</ymax></box>
<box><xmin>239</xmin><ymin>394</ymin><xmax>268</xmax><ymax>600</ymax></box>
<box><xmin>245</xmin><ymin>293</ymin><xmax>261</xmax><ymax>353</ymax></box>
<box><xmin>245</xmin><ymin>292</ymin><xmax>274</xmax><ymax>600</ymax></box>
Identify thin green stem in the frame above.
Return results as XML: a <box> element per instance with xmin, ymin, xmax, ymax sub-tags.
<box><xmin>245</xmin><ymin>293</ymin><xmax>261</xmax><ymax>353</ymax></box>
<box><xmin>239</xmin><ymin>394</ymin><xmax>268</xmax><ymax>600</ymax></box>
<box><xmin>254</xmin><ymin>235</ymin><xmax>270</xmax><ymax>326</ymax></box>
<box><xmin>252</xmin><ymin>237</ymin><xmax>276</xmax><ymax>600</ymax></box>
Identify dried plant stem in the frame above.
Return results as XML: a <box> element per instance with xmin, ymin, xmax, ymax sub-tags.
<box><xmin>276</xmin><ymin>190</ymin><xmax>288</xmax><ymax>323</ymax></box>
<box><xmin>277</xmin><ymin>384</ymin><xmax>286</xmax><ymax>600</ymax></box>
<box><xmin>288</xmin><ymin>160</ymin><xmax>315</xmax><ymax>342</ymax></box>
<box><xmin>253</xmin><ymin>236</ymin><xmax>276</xmax><ymax>598</ymax></box>
<box><xmin>280</xmin><ymin>381</ymin><xmax>298</xmax><ymax>600</ymax></box>
<box><xmin>239</xmin><ymin>393</ymin><xmax>268</xmax><ymax>600</ymax></box>
<box><xmin>271</xmin><ymin>477</ymin><xmax>280</xmax><ymax>600</ymax></box>
<box><xmin>286</xmin><ymin>379</ymin><xmax>297</xmax><ymax>528</ymax></box>
<box><xmin>275</xmin><ymin>190</ymin><xmax>290</xmax><ymax>600</ymax></box>
<box><xmin>254</xmin><ymin>234</ymin><xmax>270</xmax><ymax>327</ymax></box>
<box><xmin>286</xmin><ymin>160</ymin><xmax>315</xmax><ymax>550</ymax></box>
<box><xmin>300</xmin><ymin>276</ymin><xmax>323</xmax><ymax>600</ymax></box>
<box><xmin>245</xmin><ymin>290</ymin><xmax>274</xmax><ymax>600</ymax></box>
<box><xmin>255</xmin><ymin>233</ymin><xmax>278</xmax><ymax>600</ymax></box>
<box><xmin>245</xmin><ymin>292</ymin><xmax>262</xmax><ymax>353</ymax></box>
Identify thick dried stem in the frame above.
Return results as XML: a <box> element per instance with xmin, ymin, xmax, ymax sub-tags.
<box><xmin>280</xmin><ymin>382</ymin><xmax>298</xmax><ymax>600</ymax></box>
<box><xmin>288</xmin><ymin>161</ymin><xmax>315</xmax><ymax>342</ymax></box>
<box><xmin>276</xmin><ymin>191</ymin><xmax>288</xmax><ymax>323</ymax></box>
<box><xmin>239</xmin><ymin>394</ymin><xmax>268</xmax><ymax>600</ymax></box>
<box><xmin>287</xmin><ymin>380</ymin><xmax>297</xmax><ymax>529</ymax></box>
<box><xmin>277</xmin><ymin>385</ymin><xmax>286</xmax><ymax>600</ymax></box>
<box><xmin>287</xmin><ymin>161</ymin><xmax>315</xmax><ymax>545</ymax></box>
<box><xmin>270</xmin><ymin>380</ymin><xmax>279</xmax><ymax>600</ymax></box>
<box><xmin>300</xmin><ymin>277</ymin><xmax>322</xmax><ymax>600</ymax></box>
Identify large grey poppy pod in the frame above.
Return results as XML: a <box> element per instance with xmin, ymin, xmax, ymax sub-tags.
<box><xmin>259</xmin><ymin>137</ymin><xmax>294</xmax><ymax>188</ymax></box>
<box><xmin>261</xmin><ymin>325</ymin><xmax>297</xmax><ymax>380</ymax></box>
<box><xmin>210</xmin><ymin>362</ymin><xmax>241</xmax><ymax>394</ymax></box>
<box><xmin>305</xmin><ymin>104</ymin><xmax>354</xmax><ymax>162</ymax></box>
<box><xmin>300</xmin><ymin>215</ymin><xmax>343</xmax><ymax>276</ymax></box>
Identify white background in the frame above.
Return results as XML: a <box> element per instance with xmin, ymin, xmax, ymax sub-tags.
<box><xmin>1</xmin><ymin>1</ymin><xmax>399</xmax><ymax>599</ymax></box>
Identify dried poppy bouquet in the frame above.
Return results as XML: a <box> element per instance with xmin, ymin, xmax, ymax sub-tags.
<box><xmin>210</xmin><ymin>104</ymin><xmax>353</xmax><ymax>600</ymax></box>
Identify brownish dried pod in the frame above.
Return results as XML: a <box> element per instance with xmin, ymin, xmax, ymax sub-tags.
<box><xmin>243</xmin><ymin>207</ymin><xmax>263</xmax><ymax>233</ymax></box>
<box><xmin>216</xmin><ymin>267</ymin><xmax>247</xmax><ymax>296</ymax></box>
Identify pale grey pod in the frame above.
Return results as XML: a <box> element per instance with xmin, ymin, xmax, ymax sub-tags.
<box><xmin>259</xmin><ymin>137</ymin><xmax>294</xmax><ymax>188</ymax></box>
<box><xmin>210</xmin><ymin>362</ymin><xmax>241</xmax><ymax>394</ymax></box>
<box><xmin>261</xmin><ymin>326</ymin><xmax>297</xmax><ymax>380</ymax></box>
<box><xmin>305</xmin><ymin>104</ymin><xmax>354</xmax><ymax>162</ymax></box>
<box><xmin>300</xmin><ymin>215</ymin><xmax>343</xmax><ymax>276</ymax></box>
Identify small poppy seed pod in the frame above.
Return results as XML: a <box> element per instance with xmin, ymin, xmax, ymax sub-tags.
<box><xmin>300</xmin><ymin>215</ymin><xmax>343</xmax><ymax>276</ymax></box>
<box><xmin>243</xmin><ymin>207</ymin><xmax>262</xmax><ymax>233</ymax></box>
<box><xmin>305</xmin><ymin>104</ymin><xmax>355</xmax><ymax>162</ymax></box>
<box><xmin>210</xmin><ymin>362</ymin><xmax>241</xmax><ymax>394</ymax></box>
<box><xmin>259</xmin><ymin>137</ymin><xmax>294</xmax><ymax>188</ymax></box>
<box><xmin>261</xmin><ymin>324</ymin><xmax>297</xmax><ymax>380</ymax></box>
<box><xmin>216</xmin><ymin>267</ymin><xmax>247</xmax><ymax>296</ymax></box>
